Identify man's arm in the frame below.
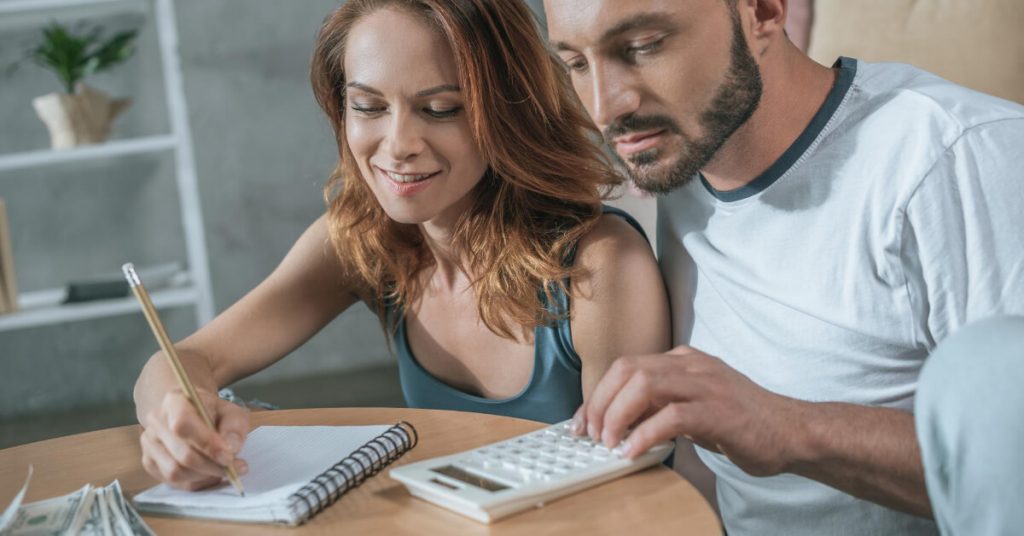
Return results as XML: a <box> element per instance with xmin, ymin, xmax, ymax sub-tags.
<box><xmin>576</xmin><ymin>347</ymin><xmax>932</xmax><ymax>517</ymax></box>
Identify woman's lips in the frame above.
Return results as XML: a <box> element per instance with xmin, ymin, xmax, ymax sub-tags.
<box><xmin>377</xmin><ymin>167</ymin><xmax>440</xmax><ymax>197</ymax></box>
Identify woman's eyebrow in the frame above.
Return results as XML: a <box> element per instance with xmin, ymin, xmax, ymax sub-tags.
<box><xmin>344</xmin><ymin>82</ymin><xmax>460</xmax><ymax>98</ymax></box>
<box><xmin>346</xmin><ymin>81</ymin><xmax>383</xmax><ymax>95</ymax></box>
<box><xmin>415</xmin><ymin>84</ymin><xmax>460</xmax><ymax>97</ymax></box>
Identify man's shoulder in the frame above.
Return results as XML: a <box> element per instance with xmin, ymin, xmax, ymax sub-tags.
<box><xmin>852</xmin><ymin>59</ymin><xmax>1024</xmax><ymax>134</ymax></box>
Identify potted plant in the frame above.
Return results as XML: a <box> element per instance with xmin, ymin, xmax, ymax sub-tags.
<box><xmin>26</xmin><ymin>23</ymin><xmax>139</xmax><ymax>149</ymax></box>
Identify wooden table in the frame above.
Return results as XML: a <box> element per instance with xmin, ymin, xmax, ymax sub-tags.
<box><xmin>0</xmin><ymin>408</ymin><xmax>720</xmax><ymax>535</ymax></box>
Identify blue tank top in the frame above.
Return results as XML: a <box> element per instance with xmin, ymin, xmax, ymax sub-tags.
<box><xmin>387</xmin><ymin>206</ymin><xmax>649</xmax><ymax>424</ymax></box>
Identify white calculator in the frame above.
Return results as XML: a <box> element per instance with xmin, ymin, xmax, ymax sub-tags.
<box><xmin>389</xmin><ymin>420</ymin><xmax>674</xmax><ymax>523</ymax></box>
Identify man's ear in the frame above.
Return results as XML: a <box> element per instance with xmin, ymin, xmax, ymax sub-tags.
<box><xmin>739</xmin><ymin>0</ymin><xmax>788</xmax><ymax>56</ymax></box>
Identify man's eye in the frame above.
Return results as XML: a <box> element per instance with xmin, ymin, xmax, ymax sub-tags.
<box><xmin>424</xmin><ymin>106</ymin><xmax>461</xmax><ymax>119</ymax></box>
<box><xmin>565</xmin><ymin>57</ymin><xmax>588</xmax><ymax>73</ymax></box>
<box><xmin>625</xmin><ymin>38</ymin><xmax>663</xmax><ymax>59</ymax></box>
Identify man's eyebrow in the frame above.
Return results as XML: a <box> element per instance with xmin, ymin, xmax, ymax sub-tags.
<box><xmin>553</xmin><ymin>12</ymin><xmax>672</xmax><ymax>53</ymax></box>
<box><xmin>598</xmin><ymin>12</ymin><xmax>672</xmax><ymax>43</ymax></box>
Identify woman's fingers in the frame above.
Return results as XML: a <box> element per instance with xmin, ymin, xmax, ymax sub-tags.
<box><xmin>140</xmin><ymin>427</ymin><xmax>221</xmax><ymax>490</ymax></box>
<box><xmin>214</xmin><ymin>398</ymin><xmax>251</xmax><ymax>455</ymax></box>
<box><xmin>149</xmin><ymin>412</ymin><xmax>227</xmax><ymax>478</ymax></box>
<box><xmin>138</xmin><ymin>388</ymin><xmax>251</xmax><ymax>490</ymax></box>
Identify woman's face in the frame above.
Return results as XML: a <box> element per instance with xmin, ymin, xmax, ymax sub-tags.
<box><xmin>344</xmin><ymin>8</ymin><xmax>488</xmax><ymax>227</ymax></box>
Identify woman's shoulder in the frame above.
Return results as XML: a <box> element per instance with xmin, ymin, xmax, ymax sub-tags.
<box><xmin>568</xmin><ymin>207</ymin><xmax>671</xmax><ymax>388</ymax></box>
<box><xmin>573</xmin><ymin>208</ymin><xmax>653</xmax><ymax>270</ymax></box>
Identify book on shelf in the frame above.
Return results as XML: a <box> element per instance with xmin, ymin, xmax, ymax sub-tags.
<box><xmin>0</xmin><ymin>199</ymin><xmax>18</xmax><ymax>315</ymax></box>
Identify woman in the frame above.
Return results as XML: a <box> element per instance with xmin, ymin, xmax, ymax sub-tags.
<box><xmin>133</xmin><ymin>0</ymin><xmax>669</xmax><ymax>491</ymax></box>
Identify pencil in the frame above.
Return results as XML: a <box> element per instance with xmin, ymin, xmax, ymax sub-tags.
<box><xmin>122</xmin><ymin>263</ymin><xmax>246</xmax><ymax>497</ymax></box>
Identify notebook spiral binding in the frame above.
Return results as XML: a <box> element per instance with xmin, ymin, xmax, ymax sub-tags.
<box><xmin>289</xmin><ymin>422</ymin><xmax>418</xmax><ymax>523</ymax></box>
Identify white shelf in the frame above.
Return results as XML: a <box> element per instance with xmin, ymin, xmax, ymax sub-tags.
<box><xmin>0</xmin><ymin>0</ymin><xmax>215</xmax><ymax>333</ymax></box>
<box><xmin>0</xmin><ymin>0</ymin><xmax>140</xmax><ymax>12</ymax></box>
<box><xmin>0</xmin><ymin>284</ymin><xmax>197</xmax><ymax>332</ymax></box>
<box><xmin>0</xmin><ymin>135</ymin><xmax>177</xmax><ymax>173</ymax></box>
<box><xmin>0</xmin><ymin>0</ymin><xmax>148</xmax><ymax>30</ymax></box>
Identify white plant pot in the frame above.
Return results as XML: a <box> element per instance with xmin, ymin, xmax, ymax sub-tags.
<box><xmin>32</xmin><ymin>82</ymin><xmax>131</xmax><ymax>150</ymax></box>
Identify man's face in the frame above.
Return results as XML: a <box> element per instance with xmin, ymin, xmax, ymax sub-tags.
<box><xmin>545</xmin><ymin>0</ymin><xmax>763</xmax><ymax>194</ymax></box>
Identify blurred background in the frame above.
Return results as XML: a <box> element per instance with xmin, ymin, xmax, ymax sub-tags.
<box><xmin>0</xmin><ymin>0</ymin><xmax>1020</xmax><ymax>449</ymax></box>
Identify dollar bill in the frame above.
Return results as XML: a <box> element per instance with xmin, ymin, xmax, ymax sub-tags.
<box><xmin>76</xmin><ymin>490</ymin><xmax>106</xmax><ymax>536</ymax></box>
<box><xmin>0</xmin><ymin>484</ymin><xmax>91</xmax><ymax>536</ymax></box>
<box><xmin>2</xmin><ymin>479</ymin><xmax>154</xmax><ymax>536</ymax></box>
<box><xmin>102</xmin><ymin>482</ymin><xmax>152</xmax><ymax>536</ymax></box>
<box><xmin>0</xmin><ymin>466</ymin><xmax>33</xmax><ymax>533</ymax></box>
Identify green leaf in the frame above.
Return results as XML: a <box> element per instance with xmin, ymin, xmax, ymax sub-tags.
<box><xmin>22</xmin><ymin>21</ymin><xmax>138</xmax><ymax>93</ymax></box>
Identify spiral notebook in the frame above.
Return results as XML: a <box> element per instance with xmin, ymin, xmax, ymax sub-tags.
<box><xmin>132</xmin><ymin>423</ymin><xmax>417</xmax><ymax>526</ymax></box>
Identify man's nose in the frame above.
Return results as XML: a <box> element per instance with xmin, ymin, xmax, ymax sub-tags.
<box><xmin>589</xmin><ymin>61</ymin><xmax>642</xmax><ymax>130</ymax></box>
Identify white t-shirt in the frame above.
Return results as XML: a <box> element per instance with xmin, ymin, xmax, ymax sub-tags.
<box><xmin>657</xmin><ymin>57</ymin><xmax>1024</xmax><ymax>536</ymax></box>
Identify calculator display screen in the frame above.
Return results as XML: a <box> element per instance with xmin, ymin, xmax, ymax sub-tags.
<box><xmin>430</xmin><ymin>465</ymin><xmax>510</xmax><ymax>492</ymax></box>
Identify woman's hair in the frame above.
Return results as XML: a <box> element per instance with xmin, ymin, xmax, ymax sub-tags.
<box><xmin>310</xmin><ymin>0</ymin><xmax>621</xmax><ymax>340</ymax></box>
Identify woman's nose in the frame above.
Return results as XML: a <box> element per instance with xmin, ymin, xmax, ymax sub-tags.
<box><xmin>383</xmin><ymin>111</ymin><xmax>427</xmax><ymax>161</ymax></box>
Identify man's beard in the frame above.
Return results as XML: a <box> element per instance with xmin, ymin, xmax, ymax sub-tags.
<box><xmin>604</xmin><ymin>9</ymin><xmax>763</xmax><ymax>195</ymax></box>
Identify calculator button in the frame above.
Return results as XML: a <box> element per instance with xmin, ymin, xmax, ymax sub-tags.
<box><xmin>535</xmin><ymin>460</ymin><xmax>555</xmax><ymax>470</ymax></box>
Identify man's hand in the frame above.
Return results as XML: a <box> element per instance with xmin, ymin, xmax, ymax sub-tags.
<box><xmin>576</xmin><ymin>345</ymin><xmax>806</xmax><ymax>477</ymax></box>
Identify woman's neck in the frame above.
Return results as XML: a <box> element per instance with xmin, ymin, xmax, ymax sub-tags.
<box><xmin>419</xmin><ymin>219</ymin><xmax>467</xmax><ymax>293</ymax></box>
<box><xmin>417</xmin><ymin>187</ymin><xmax>479</xmax><ymax>293</ymax></box>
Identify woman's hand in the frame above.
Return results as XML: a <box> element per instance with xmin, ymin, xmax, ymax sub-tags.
<box><xmin>139</xmin><ymin>388</ymin><xmax>251</xmax><ymax>491</ymax></box>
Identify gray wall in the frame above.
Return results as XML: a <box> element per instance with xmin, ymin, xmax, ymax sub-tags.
<box><xmin>0</xmin><ymin>0</ymin><xmax>654</xmax><ymax>420</ymax></box>
<box><xmin>0</xmin><ymin>0</ymin><xmax>390</xmax><ymax>418</ymax></box>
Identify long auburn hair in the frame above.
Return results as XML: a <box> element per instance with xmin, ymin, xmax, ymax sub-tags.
<box><xmin>310</xmin><ymin>0</ymin><xmax>621</xmax><ymax>340</ymax></box>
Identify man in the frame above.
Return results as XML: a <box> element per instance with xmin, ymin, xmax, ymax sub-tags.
<box><xmin>543</xmin><ymin>0</ymin><xmax>1024</xmax><ymax>534</ymax></box>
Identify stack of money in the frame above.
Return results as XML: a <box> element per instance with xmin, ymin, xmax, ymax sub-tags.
<box><xmin>1</xmin><ymin>480</ymin><xmax>154</xmax><ymax>536</ymax></box>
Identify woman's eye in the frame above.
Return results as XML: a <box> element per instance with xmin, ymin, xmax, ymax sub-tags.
<box><xmin>424</xmin><ymin>106</ymin><xmax>461</xmax><ymax>119</ymax></box>
<box><xmin>350</xmin><ymin>104</ymin><xmax>385</xmax><ymax>115</ymax></box>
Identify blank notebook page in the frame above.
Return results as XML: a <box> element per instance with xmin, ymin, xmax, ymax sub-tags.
<box><xmin>134</xmin><ymin>425</ymin><xmax>392</xmax><ymax>509</ymax></box>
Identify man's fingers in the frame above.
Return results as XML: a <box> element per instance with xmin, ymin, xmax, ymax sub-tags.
<box><xmin>584</xmin><ymin>356</ymin><xmax>641</xmax><ymax>441</ymax></box>
<box><xmin>623</xmin><ymin>402</ymin><xmax>695</xmax><ymax>459</ymax></box>
<box><xmin>215</xmin><ymin>398</ymin><xmax>251</xmax><ymax>454</ymax></box>
<box><xmin>571</xmin><ymin>404</ymin><xmax>587</xmax><ymax>436</ymax></box>
<box><xmin>600</xmin><ymin>371</ymin><xmax>658</xmax><ymax>447</ymax></box>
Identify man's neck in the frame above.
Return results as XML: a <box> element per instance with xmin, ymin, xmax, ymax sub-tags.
<box><xmin>702</xmin><ymin>42</ymin><xmax>837</xmax><ymax>192</ymax></box>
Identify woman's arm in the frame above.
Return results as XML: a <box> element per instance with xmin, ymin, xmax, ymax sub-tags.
<box><xmin>571</xmin><ymin>213</ymin><xmax>719</xmax><ymax>513</ymax></box>
<box><xmin>569</xmin><ymin>214</ymin><xmax>670</xmax><ymax>399</ymax></box>
<box><xmin>133</xmin><ymin>214</ymin><xmax>361</xmax><ymax>489</ymax></box>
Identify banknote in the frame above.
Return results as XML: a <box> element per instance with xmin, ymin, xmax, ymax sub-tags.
<box><xmin>76</xmin><ymin>488</ymin><xmax>106</xmax><ymax>536</ymax></box>
<box><xmin>0</xmin><ymin>484</ymin><xmax>91</xmax><ymax>536</ymax></box>
<box><xmin>1</xmin><ymin>478</ymin><xmax>154</xmax><ymax>536</ymax></box>
<box><xmin>0</xmin><ymin>466</ymin><xmax>33</xmax><ymax>533</ymax></box>
<box><xmin>102</xmin><ymin>482</ymin><xmax>152</xmax><ymax>536</ymax></box>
